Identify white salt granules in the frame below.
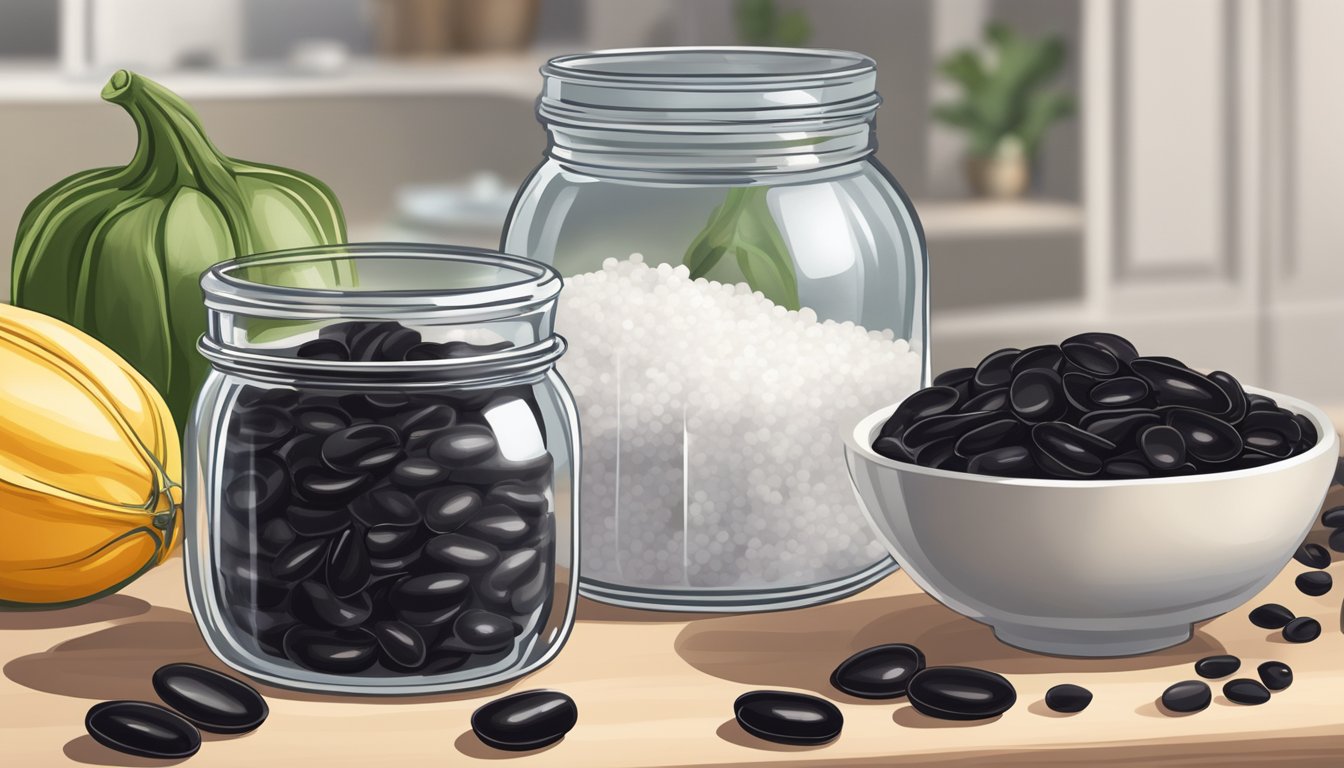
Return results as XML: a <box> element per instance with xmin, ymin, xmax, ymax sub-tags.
<box><xmin>556</xmin><ymin>255</ymin><xmax>922</xmax><ymax>591</ymax></box>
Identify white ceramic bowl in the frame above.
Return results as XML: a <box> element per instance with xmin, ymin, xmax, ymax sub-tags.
<box><xmin>844</xmin><ymin>386</ymin><xmax>1338</xmax><ymax>657</ymax></box>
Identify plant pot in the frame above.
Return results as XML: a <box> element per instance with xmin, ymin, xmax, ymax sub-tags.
<box><xmin>965</xmin><ymin>152</ymin><xmax>1030</xmax><ymax>199</ymax></box>
<box><xmin>455</xmin><ymin>0</ymin><xmax>538</xmax><ymax>52</ymax></box>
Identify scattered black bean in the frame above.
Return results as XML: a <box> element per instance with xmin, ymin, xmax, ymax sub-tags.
<box><xmin>1257</xmin><ymin>661</ymin><xmax>1292</xmax><ymax>691</ymax></box>
<box><xmin>906</xmin><ymin>666</ymin><xmax>1016</xmax><ymax>721</ymax></box>
<box><xmin>733</xmin><ymin>690</ymin><xmax>843</xmax><ymax>746</ymax></box>
<box><xmin>1248</xmin><ymin>603</ymin><xmax>1295</xmax><ymax>629</ymax></box>
<box><xmin>1223</xmin><ymin>678</ymin><xmax>1270</xmax><ymax>706</ymax></box>
<box><xmin>1322</xmin><ymin>506</ymin><xmax>1344</xmax><ymax>529</ymax></box>
<box><xmin>85</xmin><ymin>701</ymin><xmax>202</xmax><ymax>760</ymax></box>
<box><xmin>1160</xmin><ymin>680</ymin><xmax>1211</xmax><ymax>713</ymax></box>
<box><xmin>1330</xmin><ymin>528</ymin><xmax>1344</xmax><ymax>554</ymax></box>
<box><xmin>1044</xmin><ymin>683</ymin><xmax>1092</xmax><ymax>713</ymax></box>
<box><xmin>1295</xmin><ymin>570</ymin><xmax>1332</xmax><ymax>596</ymax></box>
<box><xmin>151</xmin><ymin>663</ymin><xmax>268</xmax><ymax>734</ymax></box>
<box><xmin>471</xmin><ymin>690</ymin><xmax>578</xmax><ymax>752</ymax></box>
<box><xmin>1282</xmin><ymin>616</ymin><xmax>1321</xmax><ymax>643</ymax></box>
<box><xmin>829</xmin><ymin>643</ymin><xmax>926</xmax><ymax>699</ymax></box>
<box><xmin>1194</xmin><ymin>654</ymin><xmax>1240</xmax><ymax>679</ymax></box>
<box><xmin>1294</xmin><ymin>543</ymin><xmax>1331</xmax><ymax>569</ymax></box>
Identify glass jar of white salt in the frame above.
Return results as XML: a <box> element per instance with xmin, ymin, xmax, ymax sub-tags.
<box><xmin>503</xmin><ymin>47</ymin><xmax>928</xmax><ymax>611</ymax></box>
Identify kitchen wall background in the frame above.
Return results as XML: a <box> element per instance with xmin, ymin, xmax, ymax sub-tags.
<box><xmin>0</xmin><ymin>0</ymin><xmax>1339</xmax><ymax>400</ymax></box>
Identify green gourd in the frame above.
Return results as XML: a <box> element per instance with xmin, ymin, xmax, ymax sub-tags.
<box><xmin>11</xmin><ymin>69</ymin><xmax>350</xmax><ymax>427</ymax></box>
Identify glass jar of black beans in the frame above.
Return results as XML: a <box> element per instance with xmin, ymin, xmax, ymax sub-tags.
<box><xmin>185</xmin><ymin>244</ymin><xmax>579</xmax><ymax>694</ymax></box>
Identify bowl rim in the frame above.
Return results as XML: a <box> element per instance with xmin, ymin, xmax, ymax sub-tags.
<box><xmin>846</xmin><ymin>384</ymin><xmax>1338</xmax><ymax>488</ymax></box>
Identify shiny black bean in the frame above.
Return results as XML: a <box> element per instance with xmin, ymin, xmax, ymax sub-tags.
<box><xmin>1031</xmin><ymin>422</ymin><xmax>1113</xmax><ymax>478</ymax></box>
<box><xmin>384</xmin><ymin>404</ymin><xmax>457</xmax><ymax>450</ymax></box>
<box><xmin>420</xmin><ymin>486</ymin><xmax>483</xmax><ymax>533</ymax></box>
<box><xmin>1160</xmin><ymin>680</ymin><xmax>1211</xmax><ymax>713</ymax></box>
<box><xmin>270</xmin><ymin>537</ymin><xmax>329</xmax><ymax>581</ymax></box>
<box><xmin>390</xmin><ymin>457</ymin><xmax>451</xmax><ymax>488</ymax></box>
<box><xmin>488</xmin><ymin>549</ymin><xmax>541</xmax><ymax>593</ymax></box>
<box><xmin>1166</xmin><ymin>409</ymin><xmax>1242</xmax><ymax>464</ymax></box>
<box><xmin>366</xmin><ymin>524</ymin><xmax>422</xmax><ymax>557</ymax></box>
<box><xmin>294</xmin><ymin>466</ymin><xmax>370</xmax><ymax>507</ymax></box>
<box><xmin>1138</xmin><ymin>425</ymin><xmax>1186</xmax><ymax>471</ymax></box>
<box><xmin>326</xmin><ymin>528</ymin><xmax>371</xmax><ymax>597</ymax></box>
<box><xmin>1009</xmin><ymin>344</ymin><xmax>1063</xmax><ymax>376</ymax></box>
<box><xmin>1322</xmin><ymin>505</ymin><xmax>1344</xmax><ymax>528</ymax></box>
<box><xmin>872</xmin><ymin>436</ymin><xmax>915</xmax><ymax>462</ymax></box>
<box><xmin>966</xmin><ymin>445</ymin><xmax>1036</xmax><ymax>476</ymax></box>
<box><xmin>467</xmin><ymin>510</ymin><xmax>532</xmax><ymax>546</ymax></box>
<box><xmin>445</xmin><ymin>609</ymin><xmax>517</xmax><ymax>652</ymax></box>
<box><xmin>389</xmin><ymin>573</ymin><xmax>470</xmax><ymax>626</ymax></box>
<box><xmin>1101</xmin><ymin>452</ymin><xmax>1152</xmax><ymax>479</ymax></box>
<box><xmin>1330</xmin><ymin>528</ymin><xmax>1344</xmax><ymax>553</ymax></box>
<box><xmin>1062</xmin><ymin>332</ymin><xmax>1139</xmax><ymax>363</ymax></box>
<box><xmin>291</xmin><ymin>581</ymin><xmax>372</xmax><ymax>628</ymax></box>
<box><xmin>85</xmin><ymin>701</ymin><xmax>201</xmax><ymax>760</ymax></box>
<box><xmin>450</xmin><ymin>452</ymin><xmax>555</xmax><ymax>486</ymax></box>
<box><xmin>222</xmin><ymin>562</ymin><xmax>289</xmax><ymax>608</ymax></box>
<box><xmin>1283</xmin><ymin>616</ymin><xmax>1321</xmax><ymax>643</ymax></box>
<box><xmin>1295</xmin><ymin>570</ymin><xmax>1331</xmax><ymax>596</ymax></box>
<box><xmin>510</xmin><ymin>566</ymin><xmax>551</xmax><ymax>615</ymax></box>
<box><xmin>282</xmin><ymin>626</ymin><xmax>377</xmax><ymax>673</ymax></box>
<box><xmin>733</xmin><ymin>690</ymin><xmax>842</xmax><ymax>746</ymax></box>
<box><xmin>1258</xmin><ymin>661</ymin><xmax>1292</xmax><ymax>691</ymax></box>
<box><xmin>1208</xmin><ymin>371</ymin><xmax>1249</xmax><ymax>423</ymax></box>
<box><xmin>1248</xmin><ymin>602</ymin><xmax>1294</xmax><ymax>628</ymax></box>
<box><xmin>1081</xmin><ymin>409</ymin><xmax>1161</xmax><ymax>445</ymax></box>
<box><xmin>1296</xmin><ymin>414</ymin><xmax>1319</xmax><ymax>449</ymax></box>
<box><xmin>485</xmin><ymin>482</ymin><xmax>549</xmax><ymax>517</ymax></box>
<box><xmin>1044</xmin><ymin>684</ymin><xmax>1092</xmax><ymax>713</ymax></box>
<box><xmin>902</xmin><ymin>410</ymin><xmax>1003</xmax><ymax>450</ymax></box>
<box><xmin>373</xmin><ymin>620</ymin><xmax>428</xmax><ymax>670</ymax></box>
<box><xmin>972</xmin><ymin>348</ymin><xmax>1020</xmax><ymax>391</ymax></box>
<box><xmin>1223</xmin><ymin>678</ymin><xmax>1270</xmax><ymax>706</ymax></box>
<box><xmin>953</xmin><ymin>419</ymin><xmax>1025</xmax><ymax>459</ymax></box>
<box><xmin>349</xmin><ymin>486</ymin><xmax>420</xmax><ymax>528</ymax></box>
<box><xmin>880</xmin><ymin>386</ymin><xmax>963</xmax><ymax>438</ymax></box>
<box><xmin>932</xmin><ymin>367</ymin><xmax>974</xmax><ymax>395</ymax></box>
<box><xmin>1130</xmin><ymin>359</ymin><xmax>1231</xmax><ymax>412</ymax></box>
<box><xmin>913</xmin><ymin>438</ymin><xmax>960</xmax><ymax>471</ymax></box>
<box><xmin>1061</xmin><ymin>341</ymin><xmax>1120</xmax><ymax>377</ymax></box>
<box><xmin>321</xmin><ymin>424</ymin><xmax>403</xmax><ymax>474</ymax></box>
<box><xmin>1194</xmin><ymin>654</ymin><xmax>1240</xmax><ymax>679</ymax></box>
<box><xmin>296</xmin><ymin>406</ymin><xmax>347</xmax><ymax>436</ymax></box>
<box><xmin>1294</xmin><ymin>542</ymin><xmax>1330</xmax><ymax>569</ymax></box>
<box><xmin>830</xmin><ymin>643</ymin><xmax>926</xmax><ymax>699</ymax></box>
<box><xmin>223</xmin><ymin>459</ymin><xmax>289</xmax><ymax>518</ymax></box>
<box><xmin>428</xmin><ymin>424</ymin><xmax>498</xmax><ymax>465</ymax></box>
<box><xmin>906</xmin><ymin>666</ymin><xmax>1016</xmax><ymax>720</ymax></box>
<box><xmin>424</xmin><ymin>533</ymin><xmax>500</xmax><ymax>570</ymax></box>
<box><xmin>230</xmin><ymin>406</ymin><xmax>295</xmax><ymax>450</ymax></box>
<box><xmin>1090</xmin><ymin>376</ymin><xmax>1150</xmax><ymax>408</ymax></box>
<box><xmin>1061</xmin><ymin>371</ymin><xmax>1099</xmax><ymax>413</ymax></box>
<box><xmin>961</xmin><ymin>387</ymin><xmax>1010</xmax><ymax>413</ymax></box>
<box><xmin>1009</xmin><ymin>369</ymin><xmax>1066</xmax><ymax>423</ymax></box>
<box><xmin>285</xmin><ymin>505</ymin><xmax>350</xmax><ymax>537</ymax></box>
<box><xmin>471</xmin><ymin>690</ymin><xmax>578</xmax><ymax>752</ymax></box>
<box><xmin>152</xmin><ymin>663</ymin><xmax>269</xmax><ymax>734</ymax></box>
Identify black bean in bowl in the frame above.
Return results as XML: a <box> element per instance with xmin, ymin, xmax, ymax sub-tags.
<box><xmin>215</xmin><ymin>327</ymin><xmax>558</xmax><ymax>679</ymax></box>
<box><xmin>873</xmin><ymin>333</ymin><xmax>1317</xmax><ymax>480</ymax></box>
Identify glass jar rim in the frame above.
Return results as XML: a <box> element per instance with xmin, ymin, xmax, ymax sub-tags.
<box><xmin>539</xmin><ymin>46</ymin><xmax>881</xmax><ymax>130</ymax></box>
<box><xmin>201</xmin><ymin>243</ymin><xmax>563</xmax><ymax>321</ymax></box>
<box><xmin>543</xmin><ymin>46</ymin><xmax>875</xmax><ymax>85</ymax></box>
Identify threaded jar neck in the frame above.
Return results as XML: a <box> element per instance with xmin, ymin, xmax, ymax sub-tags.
<box><xmin>537</xmin><ymin>47</ymin><xmax>881</xmax><ymax>182</ymax></box>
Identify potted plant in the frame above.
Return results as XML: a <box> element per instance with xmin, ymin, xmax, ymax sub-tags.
<box><xmin>933</xmin><ymin>22</ymin><xmax>1075</xmax><ymax>199</ymax></box>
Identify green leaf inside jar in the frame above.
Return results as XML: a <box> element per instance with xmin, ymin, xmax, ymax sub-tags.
<box><xmin>682</xmin><ymin>186</ymin><xmax>800</xmax><ymax>311</ymax></box>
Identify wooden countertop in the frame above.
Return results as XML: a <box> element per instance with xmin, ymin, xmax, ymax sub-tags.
<box><xmin>7</xmin><ymin>444</ymin><xmax>1344</xmax><ymax>765</ymax></box>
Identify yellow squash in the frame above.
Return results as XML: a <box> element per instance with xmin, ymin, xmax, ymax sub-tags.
<box><xmin>0</xmin><ymin>302</ymin><xmax>179</xmax><ymax>608</ymax></box>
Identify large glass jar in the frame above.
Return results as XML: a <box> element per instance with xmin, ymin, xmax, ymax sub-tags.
<box><xmin>184</xmin><ymin>244</ymin><xmax>578</xmax><ymax>694</ymax></box>
<box><xmin>503</xmin><ymin>48</ymin><xmax>928</xmax><ymax>611</ymax></box>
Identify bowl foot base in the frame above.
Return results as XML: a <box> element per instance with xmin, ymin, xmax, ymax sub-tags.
<box><xmin>991</xmin><ymin>622</ymin><xmax>1193</xmax><ymax>657</ymax></box>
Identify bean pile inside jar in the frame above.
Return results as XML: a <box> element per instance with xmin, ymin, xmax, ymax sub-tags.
<box><xmin>217</xmin><ymin>321</ymin><xmax>557</xmax><ymax>677</ymax></box>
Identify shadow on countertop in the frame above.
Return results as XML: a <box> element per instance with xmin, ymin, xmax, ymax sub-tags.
<box><xmin>0</xmin><ymin>595</ymin><xmax>151</xmax><ymax>630</ymax></box>
<box><xmin>63</xmin><ymin>734</ymin><xmax>188</xmax><ymax>767</ymax></box>
<box><xmin>674</xmin><ymin>593</ymin><xmax>1226</xmax><ymax>699</ymax></box>
<box><xmin>2</xmin><ymin>604</ymin><xmax>523</xmax><ymax>706</ymax></box>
